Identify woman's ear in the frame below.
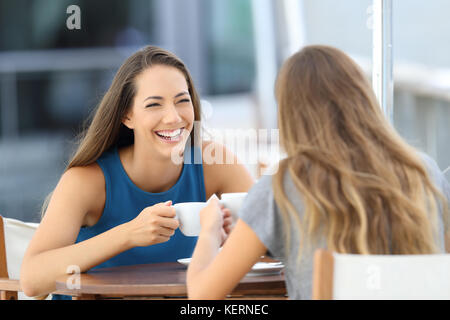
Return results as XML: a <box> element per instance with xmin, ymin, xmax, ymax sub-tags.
<box><xmin>122</xmin><ymin>111</ymin><xmax>134</xmax><ymax>129</ymax></box>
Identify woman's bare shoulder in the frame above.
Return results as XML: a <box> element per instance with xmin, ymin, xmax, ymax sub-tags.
<box><xmin>61</xmin><ymin>163</ymin><xmax>105</xmax><ymax>191</ymax></box>
<box><xmin>56</xmin><ymin>163</ymin><xmax>106</xmax><ymax>226</ymax></box>
<box><xmin>201</xmin><ymin>141</ymin><xmax>254</xmax><ymax>197</ymax></box>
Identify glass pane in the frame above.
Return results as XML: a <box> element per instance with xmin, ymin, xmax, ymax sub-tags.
<box><xmin>0</xmin><ymin>0</ymin><xmax>156</xmax><ymax>50</ymax></box>
<box><xmin>297</xmin><ymin>0</ymin><xmax>449</xmax><ymax>173</ymax></box>
<box><xmin>207</xmin><ymin>0</ymin><xmax>255</xmax><ymax>94</ymax></box>
<box><xmin>303</xmin><ymin>0</ymin><xmax>372</xmax><ymax>58</ymax></box>
<box><xmin>392</xmin><ymin>0</ymin><xmax>450</xmax><ymax>173</ymax></box>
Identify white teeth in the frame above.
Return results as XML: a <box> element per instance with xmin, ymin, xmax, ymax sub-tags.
<box><xmin>156</xmin><ymin>128</ymin><xmax>182</xmax><ymax>138</ymax></box>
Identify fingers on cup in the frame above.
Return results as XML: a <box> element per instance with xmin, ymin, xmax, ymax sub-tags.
<box><xmin>157</xmin><ymin>205</ymin><xmax>177</xmax><ymax>218</ymax></box>
<box><xmin>160</xmin><ymin>216</ymin><xmax>180</xmax><ymax>230</ymax></box>
<box><xmin>155</xmin><ymin>235</ymin><xmax>171</xmax><ymax>244</ymax></box>
<box><xmin>222</xmin><ymin>208</ymin><xmax>232</xmax><ymax>218</ymax></box>
<box><xmin>159</xmin><ymin>226</ymin><xmax>176</xmax><ymax>237</ymax></box>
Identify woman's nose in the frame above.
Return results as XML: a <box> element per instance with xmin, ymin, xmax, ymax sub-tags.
<box><xmin>162</xmin><ymin>104</ymin><xmax>182</xmax><ymax>124</ymax></box>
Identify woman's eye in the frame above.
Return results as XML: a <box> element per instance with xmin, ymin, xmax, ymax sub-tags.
<box><xmin>145</xmin><ymin>103</ymin><xmax>160</xmax><ymax>108</ymax></box>
<box><xmin>177</xmin><ymin>99</ymin><xmax>191</xmax><ymax>104</ymax></box>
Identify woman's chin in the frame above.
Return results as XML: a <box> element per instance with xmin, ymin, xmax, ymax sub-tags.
<box><xmin>154</xmin><ymin>140</ymin><xmax>188</xmax><ymax>163</ymax></box>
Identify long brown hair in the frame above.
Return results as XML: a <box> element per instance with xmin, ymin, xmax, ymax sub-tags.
<box><xmin>42</xmin><ymin>46</ymin><xmax>202</xmax><ymax>216</ymax></box>
<box><xmin>273</xmin><ymin>45</ymin><xmax>448</xmax><ymax>258</ymax></box>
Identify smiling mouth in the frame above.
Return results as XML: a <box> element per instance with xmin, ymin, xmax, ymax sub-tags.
<box><xmin>154</xmin><ymin>128</ymin><xmax>185</xmax><ymax>142</ymax></box>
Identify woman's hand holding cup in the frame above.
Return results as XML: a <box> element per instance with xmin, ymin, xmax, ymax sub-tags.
<box><xmin>125</xmin><ymin>200</ymin><xmax>180</xmax><ymax>247</ymax></box>
<box><xmin>200</xmin><ymin>195</ymin><xmax>233</xmax><ymax>245</ymax></box>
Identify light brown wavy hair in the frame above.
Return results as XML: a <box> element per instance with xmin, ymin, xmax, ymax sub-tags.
<box><xmin>41</xmin><ymin>45</ymin><xmax>202</xmax><ymax>217</ymax></box>
<box><xmin>273</xmin><ymin>45</ymin><xmax>448</xmax><ymax>258</ymax></box>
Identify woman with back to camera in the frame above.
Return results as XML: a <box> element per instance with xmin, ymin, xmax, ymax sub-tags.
<box><xmin>20</xmin><ymin>46</ymin><xmax>253</xmax><ymax>299</ymax></box>
<box><xmin>187</xmin><ymin>45</ymin><xmax>450</xmax><ymax>299</ymax></box>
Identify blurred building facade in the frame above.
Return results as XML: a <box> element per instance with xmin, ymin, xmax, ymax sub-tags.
<box><xmin>0</xmin><ymin>0</ymin><xmax>448</xmax><ymax>222</ymax></box>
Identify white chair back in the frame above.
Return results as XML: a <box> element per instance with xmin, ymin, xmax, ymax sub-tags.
<box><xmin>2</xmin><ymin>217</ymin><xmax>39</xmax><ymax>300</ymax></box>
<box><xmin>332</xmin><ymin>252</ymin><xmax>450</xmax><ymax>299</ymax></box>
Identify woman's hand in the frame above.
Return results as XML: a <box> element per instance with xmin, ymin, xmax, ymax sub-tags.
<box><xmin>124</xmin><ymin>200</ymin><xmax>180</xmax><ymax>247</ymax></box>
<box><xmin>221</xmin><ymin>207</ymin><xmax>233</xmax><ymax>245</ymax></box>
<box><xmin>200</xmin><ymin>196</ymin><xmax>233</xmax><ymax>246</ymax></box>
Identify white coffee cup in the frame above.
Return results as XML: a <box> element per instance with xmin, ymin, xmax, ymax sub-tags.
<box><xmin>219</xmin><ymin>192</ymin><xmax>248</xmax><ymax>222</ymax></box>
<box><xmin>173</xmin><ymin>202</ymin><xmax>206</xmax><ymax>236</ymax></box>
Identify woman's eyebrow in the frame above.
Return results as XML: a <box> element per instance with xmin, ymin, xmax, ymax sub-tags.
<box><xmin>174</xmin><ymin>91</ymin><xmax>190</xmax><ymax>98</ymax></box>
<box><xmin>143</xmin><ymin>91</ymin><xmax>189</xmax><ymax>102</ymax></box>
<box><xmin>144</xmin><ymin>96</ymin><xmax>163</xmax><ymax>102</ymax></box>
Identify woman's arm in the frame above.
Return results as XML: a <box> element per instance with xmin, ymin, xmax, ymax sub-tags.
<box><xmin>187</xmin><ymin>198</ymin><xmax>266</xmax><ymax>299</ymax></box>
<box><xmin>20</xmin><ymin>165</ymin><xmax>129</xmax><ymax>297</ymax></box>
<box><xmin>20</xmin><ymin>165</ymin><xmax>178</xmax><ymax>297</ymax></box>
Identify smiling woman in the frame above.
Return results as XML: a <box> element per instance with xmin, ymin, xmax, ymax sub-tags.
<box><xmin>19</xmin><ymin>45</ymin><xmax>254</xmax><ymax>299</ymax></box>
<box><xmin>121</xmin><ymin>65</ymin><xmax>196</xmax><ymax>162</ymax></box>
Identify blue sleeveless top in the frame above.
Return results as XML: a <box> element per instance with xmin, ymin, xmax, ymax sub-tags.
<box><xmin>53</xmin><ymin>145</ymin><xmax>205</xmax><ymax>299</ymax></box>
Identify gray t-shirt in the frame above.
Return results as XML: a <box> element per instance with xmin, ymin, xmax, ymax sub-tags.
<box><xmin>239</xmin><ymin>153</ymin><xmax>450</xmax><ymax>300</ymax></box>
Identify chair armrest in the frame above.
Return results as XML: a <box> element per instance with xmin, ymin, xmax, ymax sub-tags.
<box><xmin>0</xmin><ymin>278</ymin><xmax>21</xmax><ymax>292</ymax></box>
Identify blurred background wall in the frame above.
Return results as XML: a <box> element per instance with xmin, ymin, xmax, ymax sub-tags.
<box><xmin>0</xmin><ymin>0</ymin><xmax>448</xmax><ymax>222</ymax></box>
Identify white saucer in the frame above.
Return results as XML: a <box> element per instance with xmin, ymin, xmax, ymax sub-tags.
<box><xmin>246</xmin><ymin>262</ymin><xmax>284</xmax><ymax>276</ymax></box>
<box><xmin>177</xmin><ymin>258</ymin><xmax>192</xmax><ymax>266</ymax></box>
<box><xmin>177</xmin><ymin>258</ymin><xmax>284</xmax><ymax>276</ymax></box>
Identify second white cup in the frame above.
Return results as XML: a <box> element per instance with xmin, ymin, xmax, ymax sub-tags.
<box><xmin>219</xmin><ymin>192</ymin><xmax>248</xmax><ymax>222</ymax></box>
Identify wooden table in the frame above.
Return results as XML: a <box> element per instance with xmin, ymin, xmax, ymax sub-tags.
<box><xmin>55</xmin><ymin>262</ymin><xmax>287</xmax><ymax>300</ymax></box>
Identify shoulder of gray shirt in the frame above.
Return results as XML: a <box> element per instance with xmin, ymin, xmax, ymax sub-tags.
<box><xmin>418</xmin><ymin>151</ymin><xmax>450</xmax><ymax>201</ymax></box>
<box><xmin>239</xmin><ymin>151</ymin><xmax>449</xmax><ymax>245</ymax></box>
